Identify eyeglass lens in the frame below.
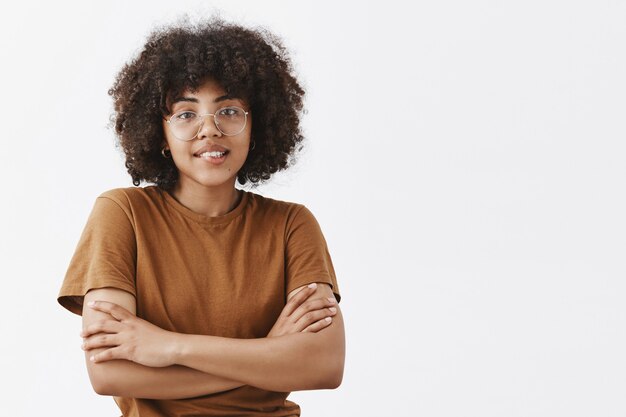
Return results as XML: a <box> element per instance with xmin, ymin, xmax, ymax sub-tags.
<box><xmin>170</xmin><ymin>107</ymin><xmax>247</xmax><ymax>140</ymax></box>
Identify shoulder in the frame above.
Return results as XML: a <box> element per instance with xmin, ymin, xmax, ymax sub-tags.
<box><xmin>97</xmin><ymin>185</ymin><xmax>159</xmax><ymax>204</ymax></box>
<box><xmin>87</xmin><ymin>186</ymin><xmax>165</xmax><ymax>228</ymax></box>
<box><xmin>96</xmin><ymin>186</ymin><xmax>162</xmax><ymax>213</ymax></box>
<box><xmin>245</xmin><ymin>191</ymin><xmax>323</xmax><ymax>234</ymax></box>
<box><xmin>245</xmin><ymin>191</ymin><xmax>308</xmax><ymax>221</ymax></box>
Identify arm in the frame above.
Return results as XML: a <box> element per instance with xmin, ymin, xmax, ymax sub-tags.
<box><xmin>86</xmin><ymin>283</ymin><xmax>345</xmax><ymax>393</ymax></box>
<box><xmin>173</xmin><ymin>283</ymin><xmax>345</xmax><ymax>392</ymax></box>
<box><xmin>82</xmin><ymin>288</ymin><xmax>243</xmax><ymax>399</ymax></box>
<box><xmin>82</xmin><ymin>284</ymin><xmax>338</xmax><ymax>398</ymax></box>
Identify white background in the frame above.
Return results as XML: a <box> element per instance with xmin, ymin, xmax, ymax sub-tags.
<box><xmin>0</xmin><ymin>1</ymin><xmax>624</xmax><ymax>416</ymax></box>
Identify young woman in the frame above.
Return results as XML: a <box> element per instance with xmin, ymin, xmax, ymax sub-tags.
<box><xmin>57</xmin><ymin>17</ymin><xmax>344</xmax><ymax>417</ymax></box>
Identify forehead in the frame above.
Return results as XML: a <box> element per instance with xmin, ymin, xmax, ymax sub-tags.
<box><xmin>181</xmin><ymin>77</ymin><xmax>227</xmax><ymax>97</ymax></box>
<box><xmin>168</xmin><ymin>78</ymin><xmax>245</xmax><ymax>109</ymax></box>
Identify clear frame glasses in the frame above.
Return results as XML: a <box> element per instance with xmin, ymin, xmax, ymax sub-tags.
<box><xmin>165</xmin><ymin>106</ymin><xmax>249</xmax><ymax>141</ymax></box>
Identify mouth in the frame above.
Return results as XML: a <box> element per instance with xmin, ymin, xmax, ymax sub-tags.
<box><xmin>196</xmin><ymin>150</ymin><xmax>229</xmax><ymax>159</ymax></box>
<box><xmin>193</xmin><ymin>147</ymin><xmax>230</xmax><ymax>165</ymax></box>
<box><xmin>193</xmin><ymin>143</ymin><xmax>230</xmax><ymax>162</ymax></box>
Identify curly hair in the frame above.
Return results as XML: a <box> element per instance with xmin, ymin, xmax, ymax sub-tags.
<box><xmin>108</xmin><ymin>16</ymin><xmax>305</xmax><ymax>189</ymax></box>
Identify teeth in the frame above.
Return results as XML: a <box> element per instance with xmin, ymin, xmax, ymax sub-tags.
<box><xmin>198</xmin><ymin>151</ymin><xmax>226</xmax><ymax>158</ymax></box>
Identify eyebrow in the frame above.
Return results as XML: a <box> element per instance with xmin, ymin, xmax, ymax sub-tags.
<box><xmin>171</xmin><ymin>94</ymin><xmax>237</xmax><ymax>105</ymax></box>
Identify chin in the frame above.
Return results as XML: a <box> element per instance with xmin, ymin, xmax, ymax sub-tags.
<box><xmin>194</xmin><ymin>175</ymin><xmax>237</xmax><ymax>188</ymax></box>
<box><xmin>188</xmin><ymin>170</ymin><xmax>240</xmax><ymax>187</ymax></box>
<box><xmin>174</xmin><ymin>157</ymin><xmax>247</xmax><ymax>190</ymax></box>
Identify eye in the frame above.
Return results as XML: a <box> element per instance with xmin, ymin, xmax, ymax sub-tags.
<box><xmin>172</xmin><ymin>111</ymin><xmax>197</xmax><ymax>122</ymax></box>
<box><xmin>218</xmin><ymin>107</ymin><xmax>242</xmax><ymax>118</ymax></box>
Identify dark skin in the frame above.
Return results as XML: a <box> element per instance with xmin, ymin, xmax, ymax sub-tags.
<box><xmin>84</xmin><ymin>19</ymin><xmax>342</xmax><ymax>398</ymax></box>
<box><xmin>80</xmin><ymin>283</ymin><xmax>340</xmax><ymax>398</ymax></box>
<box><xmin>81</xmin><ymin>77</ymin><xmax>342</xmax><ymax>397</ymax></box>
<box><xmin>109</xmin><ymin>18</ymin><xmax>305</xmax><ymax>190</ymax></box>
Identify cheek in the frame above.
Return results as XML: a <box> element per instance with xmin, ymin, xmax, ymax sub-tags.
<box><xmin>167</xmin><ymin>142</ymin><xmax>193</xmax><ymax>165</ymax></box>
<box><xmin>233</xmin><ymin>146</ymin><xmax>250</xmax><ymax>167</ymax></box>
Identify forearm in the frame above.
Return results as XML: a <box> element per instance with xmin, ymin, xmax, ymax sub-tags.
<box><xmin>88</xmin><ymin>350</ymin><xmax>245</xmax><ymax>399</ymax></box>
<box><xmin>82</xmin><ymin>284</ymin><xmax>344</xmax><ymax>395</ymax></box>
<box><xmin>172</xmin><ymin>314</ymin><xmax>345</xmax><ymax>392</ymax></box>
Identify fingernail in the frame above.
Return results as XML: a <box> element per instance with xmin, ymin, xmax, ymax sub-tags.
<box><xmin>325</xmin><ymin>317</ymin><xmax>332</xmax><ymax>322</ymax></box>
<box><xmin>329</xmin><ymin>307</ymin><xmax>337</xmax><ymax>313</ymax></box>
<box><xmin>327</xmin><ymin>297</ymin><xmax>336</xmax><ymax>303</ymax></box>
<box><xmin>89</xmin><ymin>356</ymin><xmax>95</xmax><ymax>361</ymax></box>
<box><xmin>87</xmin><ymin>301</ymin><xmax>95</xmax><ymax>307</ymax></box>
<box><xmin>81</xmin><ymin>344</ymin><xmax>85</xmax><ymax>350</ymax></box>
<box><xmin>308</xmin><ymin>283</ymin><xmax>317</xmax><ymax>289</ymax></box>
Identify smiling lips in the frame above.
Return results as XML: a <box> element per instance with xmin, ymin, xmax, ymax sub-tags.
<box><xmin>193</xmin><ymin>144</ymin><xmax>229</xmax><ymax>164</ymax></box>
<box><xmin>199</xmin><ymin>150</ymin><xmax>226</xmax><ymax>158</ymax></box>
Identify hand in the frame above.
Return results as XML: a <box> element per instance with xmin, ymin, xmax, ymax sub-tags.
<box><xmin>268</xmin><ymin>283</ymin><xmax>338</xmax><ymax>337</ymax></box>
<box><xmin>80</xmin><ymin>300</ymin><xmax>178</xmax><ymax>367</ymax></box>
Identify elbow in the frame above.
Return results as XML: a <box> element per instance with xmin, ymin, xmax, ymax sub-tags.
<box><xmin>316</xmin><ymin>336</ymin><xmax>345</xmax><ymax>390</ymax></box>
<box><xmin>86</xmin><ymin>359</ymin><xmax>118</xmax><ymax>396</ymax></box>
<box><xmin>93</xmin><ymin>383</ymin><xmax>112</xmax><ymax>396</ymax></box>
<box><xmin>324</xmin><ymin>362</ymin><xmax>344</xmax><ymax>389</ymax></box>
<box><xmin>314</xmin><ymin>354</ymin><xmax>344</xmax><ymax>390</ymax></box>
<box><xmin>89</xmin><ymin>372</ymin><xmax>113</xmax><ymax>396</ymax></box>
<box><xmin>292</xmin><ymin>368</ymin><xmax>342</xmax><ymax>391</ymax></box>
<box><xmin>330</xmin><ymin>363</ymin><xmax>344</xmax><ymax>388</ymax></box>
<box><xmin>287</xmin><ymin>355</ymin><xmax>344</xmax><ymax>392</ymax></box>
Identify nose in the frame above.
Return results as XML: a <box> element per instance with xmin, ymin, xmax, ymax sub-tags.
<box><xmin>196</xmin><ymin>114</ymin><xmax>223</xmax><ymax>139</ymax></box>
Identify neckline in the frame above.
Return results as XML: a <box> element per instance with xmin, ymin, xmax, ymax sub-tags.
<box><xmin>158</xmin><ymin>187</ymin><xmax>250</xmax><ymax>225</ymax></box>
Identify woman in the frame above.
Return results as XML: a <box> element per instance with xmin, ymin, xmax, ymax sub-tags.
<box><xmin>57</xmin><ymin>16</ymin><xmax>344</xmax><ymax>417</ymax></box>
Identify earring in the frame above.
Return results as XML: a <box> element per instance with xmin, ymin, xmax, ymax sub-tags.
<box><xmin>161</xmin><ymin>148</ymin><xmax>171</xmax><ymax>158</ymax></box>
<box><xmin>249</xmin><ymin>140</ymin><xmax>256</xmax><ymax>151</ymax></box>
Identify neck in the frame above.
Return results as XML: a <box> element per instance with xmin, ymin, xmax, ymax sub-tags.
<box><xmin>170</xmin><ymin>179</ymin><xmax>242</xmax><ymax>218</ymax></box>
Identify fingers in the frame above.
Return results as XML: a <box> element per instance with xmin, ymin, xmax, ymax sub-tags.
<box><xmin>80</xmin><ymin>318</ymin><xmax>125</xmax><ymax>352</ymax></box>
<box><xmin>302</xmin><ymin>316</ymin><xmax>333</xmax><ymax>333</ymax></box>
<box><xmin>281</xmin><ymin>283</ymin><xmax>319</xmax><ymax>318</ymax></box>
<box><xmin>80</xmin><ymin>319</ymin><xmax>124</xmax><ymax>338</ymax></box>
<box><xmin>90</xmin><ymin>346</ymin><xmax>124</xmax><ymax>363</ymax></box>
<box><xmin>293</xmin><ymin>306</ymin><xmax>337</xmax><ymax>332</ymax></box>
<box><xmin>87</xmin><ymin>300</ymin><xmax>133</xmax><ymax>321</ymax></box>
<box><xmin>291</xmin><ymin>297</ymin><xmax>336</xmax><ymax>324</ymax></box>
<box><xmin>82</xmin><ymin>333</ymin><xmax>120</xmax><ymax>351</ymax></box>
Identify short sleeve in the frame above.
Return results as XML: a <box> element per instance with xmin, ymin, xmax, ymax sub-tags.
<box><xmin>57</xmin><ymin>193</ymin><xmax>137</xmax><ymax>316</ymax></box>
<box><xmin>285</xmin><ymin>205</ymin><xmax>341</xmax><ymax>302</ymax></box>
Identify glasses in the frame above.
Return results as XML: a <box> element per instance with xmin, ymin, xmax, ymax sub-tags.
<box><xmin>165</xmin><ymin>106</ymin><xmax>249</xmax><ymax>141</ymax></box>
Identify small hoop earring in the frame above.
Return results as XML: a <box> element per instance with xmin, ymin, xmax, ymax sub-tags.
<box><xmin>161</xmin><ymin>148</ymin><xmax>171</xmax><ymax>158</ymax></box>
<box><xmin>249</xmin><ymin>140</ymin><xmax>256</xmax><ymax>151</ymax></box>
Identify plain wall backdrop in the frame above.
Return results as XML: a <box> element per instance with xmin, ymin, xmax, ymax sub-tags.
<box><xmin>0</xmin><ymin>1</ymin><xmax>624</xmax><ymax>416</ymax></box>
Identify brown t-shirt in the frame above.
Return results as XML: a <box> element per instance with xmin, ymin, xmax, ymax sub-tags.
<box><xmin>57</xmin><ymin>186</ymin><xmax>340</xmax><ymax>417</ymax></box>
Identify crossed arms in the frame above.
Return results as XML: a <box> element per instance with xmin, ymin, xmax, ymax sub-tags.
<box><xmin>80</xmin><ymin>283</ymin><xmax>344</xmax><ymax>399</ymax></box>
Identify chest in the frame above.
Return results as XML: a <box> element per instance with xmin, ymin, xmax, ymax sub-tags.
<box><xmin>132</xmin><ymin>218</ymin><xmax>287</xmax><ymax>338</ymax></box>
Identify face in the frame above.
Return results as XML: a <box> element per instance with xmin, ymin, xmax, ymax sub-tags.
<box><xmin>162</xmin><ymin>78</ymin><xmax>252</xmax><ymax>192</ymax></box>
